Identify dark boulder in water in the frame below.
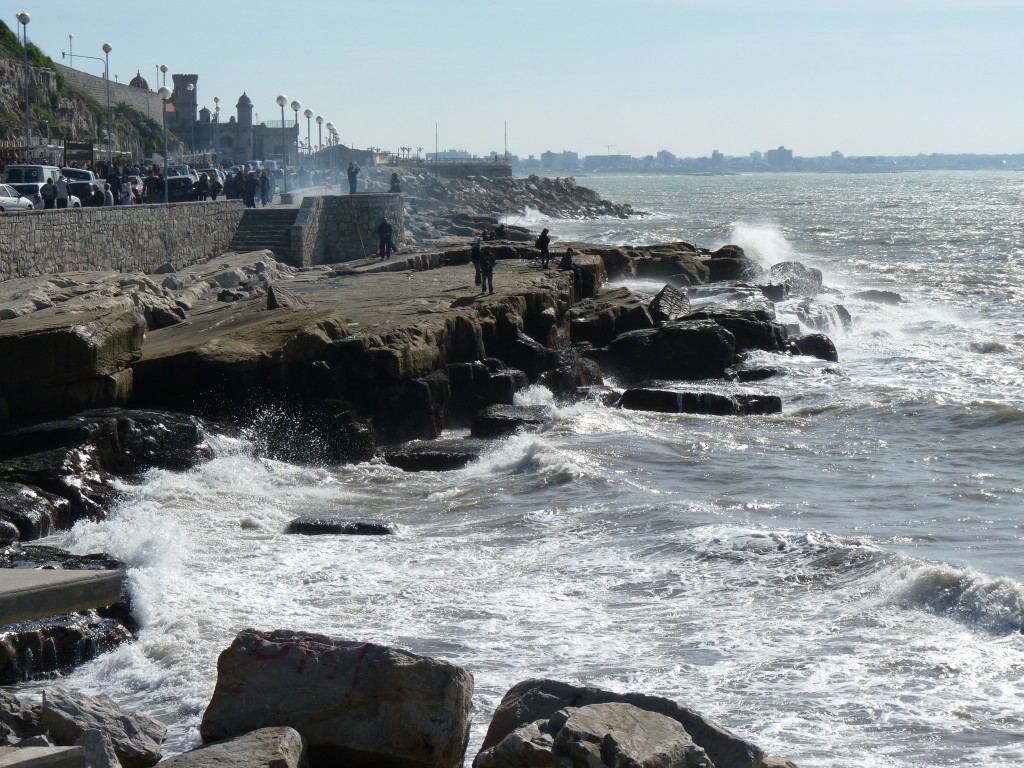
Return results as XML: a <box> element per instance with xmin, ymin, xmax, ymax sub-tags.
<box><xmin>384</xmin><ymin>439</ymin><xmax>489</xmax><ymax>472</ymax></box>
<box><xmin>618</xmin><ymin>389</ymin><xmax>782</xmax><ymax>416</ymax></box>
<box><xmin>285</xmin><ymin>516</ymin><xmax>397</xmax><ymax>536</ymax></box>
<box><xmin>707</xmin><ymin>245</ymin><xmax>763</xmax><ymax>283</ymax></box>
<box><xmin>682</xmin><ymin>307</ymin><xmax>788</xmax><ymax>353</ymax></box>
<box><xmin>770</xmin><ymin>261</ymin><xmax>823</xmax><ymax>298</ymax></box>
<box><xmin>789</xmin><ymin>333</ymin><xmax>839</xmax><ymax>362</ymax></box>
<box><xmin>471</xmin><ymin>405</ymin><xmax>549</xmax><ymax>438</ymax></box>
<box><xmin>648</xmin><ymin>284</ymin><xmax>691</xmax><ymax>323</ymax></box>
<box><xmin>852</xmin><ymin>289</ymin><xmax>903</xmax><ymax>305</ymax></box>
<box><xmin>604</xmin><ymin>320</ymin><xmax>737</xmax><ymax>382</ymax></box>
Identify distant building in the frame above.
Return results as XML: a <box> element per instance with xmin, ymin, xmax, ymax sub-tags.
<box><xmin>764</xmin><ymin>146</ymin><xmax>794</xmax><ymax>169</ymax></box>
<box><xmin>540</xmin><ymin>150</ymin><xmax>579</xmax><ymax>172</ymax></box>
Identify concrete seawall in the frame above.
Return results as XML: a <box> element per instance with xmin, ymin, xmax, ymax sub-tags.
<box><xmin>0</xmin><ymin>201</ymin><xmax>245</xmax><ymax>279</ymax></box>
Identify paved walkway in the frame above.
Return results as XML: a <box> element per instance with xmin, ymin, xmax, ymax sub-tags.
<box><xmin>0</xmin><ymin>569</ymin><xmax>123</xmax><ymax>625</ymax></box>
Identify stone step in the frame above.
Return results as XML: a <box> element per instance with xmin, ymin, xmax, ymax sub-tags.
<box><xmin>0</xmin><ymin>569</ymin><xmax>124</xmax><ymax>625</ymax></box>
<box><xmin>0</xmin><ymin>747</ymin><xmax>85</xmax><ymax>768</ymax></box>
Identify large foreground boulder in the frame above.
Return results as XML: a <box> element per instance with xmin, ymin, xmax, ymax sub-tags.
<box><xmin>478</xmin><ymin>679</ymin><xmax>764</xmax><ymax>768</ymax></box>
<box><xmin>199</xmin><ymin>629</ymin><xmax>474</xmax><ymax>768</ymax></box>
<box><xmin>475</xmin><ymin>702</ymin><xmax>711</xmax><ymax>768</ymax></box>
<box><xmin>40</xmin><ymin>685</ymin><xmax>166</xmax><ymax>768</ymax></box>
<box><xmin>157</xmin><ymin>727</ymin><xmax>307</xmax><ymax>768</ymax></box>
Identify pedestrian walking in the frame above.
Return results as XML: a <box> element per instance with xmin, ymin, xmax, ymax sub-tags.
<box><xmin>480</xmin><ymin>247</ymin><xmax>496</xmax><ymax>295</ymax></box>
<box><xmin>259</xmin><ymin>170</ymin><xmax>272</xmax><ymax>207</ymax></box>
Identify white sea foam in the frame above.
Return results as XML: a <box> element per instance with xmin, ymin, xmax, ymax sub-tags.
<box><xmin>31</xmin><ymin>172</ymin><xmax>1024</xmax><ymax>768</ymax></box>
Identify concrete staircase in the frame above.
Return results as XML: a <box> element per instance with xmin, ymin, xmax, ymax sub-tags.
<box><xmin>228</xmin><ymin>208</ymin><xmax>300</xmax><ymax>256</ymax></box>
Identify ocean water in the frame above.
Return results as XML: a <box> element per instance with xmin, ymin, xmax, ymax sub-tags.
<box><xmin>38</xmin><ymin>172</ymin><xmax>1024</xmax><ymax>767</ymax></box>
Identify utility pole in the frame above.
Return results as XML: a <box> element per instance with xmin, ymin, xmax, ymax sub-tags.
<box><xmin>605</xmin><ymin>144</ymin><xmax>616</xmax><ymax>155</ymax></box>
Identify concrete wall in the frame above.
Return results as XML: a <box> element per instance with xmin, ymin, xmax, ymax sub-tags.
<box><xmin>0</xmin><ymin>201</ymin><xmax>245</xmax><ymax>280</ymax></box>
<box><xmin>55</xmin><ymin>63</ymin><xmax>165</xmax><ymax>123</ymax></box>
<box><xmin>293</xmin><ymin>193</ymin><xmax>404</xmax><ymax>265</ymax></box>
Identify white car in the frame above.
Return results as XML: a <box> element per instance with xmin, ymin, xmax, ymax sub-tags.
<box><xmin>9</xmin><ymin>183</ymin><xmax>82</xmax><ymax>210</ymax></box>
<box><xmin>0</xmin><ymin>183</ymin><xmax>34</xmax><ymax>212</ymax></box>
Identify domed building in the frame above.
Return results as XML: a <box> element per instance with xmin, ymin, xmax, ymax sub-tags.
<box><xmin>128</xmin><ymin>71</ymin><xmax>150</xmax><ymax>90</ymax></box>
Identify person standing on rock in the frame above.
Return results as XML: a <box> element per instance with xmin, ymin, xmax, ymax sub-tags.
<box><xmin>347</xmin><ymin>162</ymin><xmax>360</xmax><ymax>194</ymax></box>
<box><xmin>377</xmin><ymin>216</ymin><xmax>395</xmax><ymax>259</ymax></box>
<box><xmin>389</xmin><ymin>172</ymin><xmax>402</xmax><ymax>193</ymax></box>
<box><xmin>470</xmin><ymin>233</ymin><xmax>483</xmax><ymax>286</ymax></box>
<box><xmin>536</xmin><ymin>228</ymin><xmax>551</xmax><ymax>268</ymax></box>
<box><xmin>480</xmin><ymin>246</ymin><xmax>496</xmax><ymax>295</ymax></box>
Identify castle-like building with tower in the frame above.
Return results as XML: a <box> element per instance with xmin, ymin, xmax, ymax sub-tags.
<box><xmin>131</xmin><ymin>71</ymin><xmax>297</xmax><ymax>164</ymax></box>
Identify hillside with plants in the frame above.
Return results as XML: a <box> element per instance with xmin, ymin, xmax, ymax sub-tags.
<box><xmin>0</xmin><ymin>20</ymin><xmax>172</xmax><ymax>160</ymax></box>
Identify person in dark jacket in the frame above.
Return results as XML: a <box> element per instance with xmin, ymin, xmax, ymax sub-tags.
<box><xmin>536</xmin><ymin>228</ymin><xmax>551</xmax><ymax>268</ymax></box>
<box><xmin>241</xmin><ymin>171</ymin><xmax>259</xmax><ymax>208</ymax></box>
<box><xmin>480</xmin><ymin>247</ymin><xmax>496</xmax><ymax>295</ymax></box>
<box><xmin>347</xmin><ymin>162</ymin><xmax>360</xmax><ymax>194</ymax></box>
<box><xmin>389</xmin><ymin>172</ymin><xmax>402</xmax><ymax>193</ymax></box>
<box><xmin>259</xmin><ymin>170</ymin><xmax>272</xmax><ymax>207</ymax></box>
<box><xmin>470</xmin><ymin>233</ymin><xmax>482</xmax><ymax>286</ymax></box>
<box><xmin>377</xmin><ymin>216</ymin><xmax>395</xmax><ymax>259</ymax></box>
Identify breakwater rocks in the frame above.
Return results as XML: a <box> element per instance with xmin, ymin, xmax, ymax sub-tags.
<box><xmin>0</xmin><ymin>241</ymin><xmax>852</xmax><ymax>543</ymax></box>
<box><xmin>0</xmin><ymin>629</ymin><xmax>800</xmax><ymax>767</ymax></box>
<box><xmin>359</xmin><ymin>166</ymin><xmax>640</xmax><ymax>245</ymax></box>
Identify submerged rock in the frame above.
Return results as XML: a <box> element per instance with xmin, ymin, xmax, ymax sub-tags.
<box><xmin>284</xmin><ymin>516</ymin><xmax>397</xmax><ymax>536</ymax></box>
<box><xmin>471</xmin><ymin>405</ymin><xmax>549</xmax><ymax>438</ymax></box>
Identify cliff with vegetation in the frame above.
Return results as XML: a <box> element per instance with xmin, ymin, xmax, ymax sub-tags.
<box><xmin>0</xmin><ymin>20</ymin><xmax>170</xmax><ymax>159</ymax></box>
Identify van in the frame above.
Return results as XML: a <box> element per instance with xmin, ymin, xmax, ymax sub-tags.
<box><xmin>2</xmin><ymin>165</ymin><xmax>61</xmax><ymax>184</ymax></box>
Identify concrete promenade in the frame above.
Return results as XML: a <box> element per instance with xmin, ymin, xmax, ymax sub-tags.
<box><xmin>0</xmin><ymin>569</ymin><xmax>123</xmax><ymax>625</ymax></box>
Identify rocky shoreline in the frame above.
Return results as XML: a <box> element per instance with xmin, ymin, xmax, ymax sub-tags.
<box><xmin>0</xmin><ymin>173</ymin><xmax>865</xmax><ymax>767</ymax></box>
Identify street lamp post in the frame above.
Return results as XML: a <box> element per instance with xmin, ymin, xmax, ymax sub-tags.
<box><xmin>17</xmin><ymin>12</ymin><xmax>30</xmax><ymax>158</ymax></box>
<box><xmin>213</xmin><ymin>96</ymin><xmax>220</xmax><ymax>167</ymax></box>
<box><xmin>315</xmin><ymin>115</ymin><xmax>323</xmax><ymax>172</ymax></box>
<box><xmin>186</xmin><ymin>83</ymin><xmax>195</xmax><ymax>166</ymax></box>
<box><xmin>276</xmin><ymin>95</ymin><xmax>288</xmax><ymax>193</ymax></box>
<box><xmin>68</xmin><ymin>34</ymin><xmax>73</xmax><ymax>68</ymax></box>
<box><xmin>290</xmin><ymin>100</ymin><xmax>301</xmax><ymax>187</ymax></box>
<box><xmin>160</xmin><ymin>64</ymin><xmax>168</xmax><ymax>88</ymax></box>
<box><xmin>303</xmin><ymin>108</ymin><xmax>313</xmax><ymax>169</ymax></box>
<box><xmin>102</xmin><ymin>43</ymin><xmax>112</xmax><ymax>166</ymax></box>
<box><xmin>159</xmin><ymin>86</ymin><xmax>171</xmax><ymax>204</ymax></box>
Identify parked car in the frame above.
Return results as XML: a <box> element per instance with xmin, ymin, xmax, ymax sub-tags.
<box><xmin>1</xmin><ymin>164</ymin><xmax>60</xmax><ymax>184</ymax></box>
<box><xmin>164</xmin><ymin>164</ymin><xmax>198</xmax><ymax>181</ymax></box>
<box><xmin>68</xmin><ymin>181</ymin><xmax>105</xmax><ymax>207</ymax></box>
<box><xmin>9</xmin><ymin>183</ymin><xmax>82</xmax><ymax>210</ymax></box>
<box><xmin>166</xmin><ymin>175</ymin><xmax>196</xmax><ymax>203</ymax></box>
<box><xmin>0</xmin><ymin>183</ymin><xmax>34</xmax><ymax>212</ymax></box>
<box><xmin>61</xmin><ymin>167</ymin><xmax>98</xmax><ymax>182</ymax></box>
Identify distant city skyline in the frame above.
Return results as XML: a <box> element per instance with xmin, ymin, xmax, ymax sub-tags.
<box><xmin>12</xmin><ymin>0</ymin><xmax>1022</xmax><ymax>159</ymax></box>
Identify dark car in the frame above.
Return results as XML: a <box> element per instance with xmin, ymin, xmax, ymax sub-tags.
<box><xmin>166</xmin><ymin>176</ymin><xmax>196</xmax><ymax>203</ymax></box>
<box><xmin>69</xmin><ymin>181</ymin><xmax>105</xmax><ymax>207</ymax></box>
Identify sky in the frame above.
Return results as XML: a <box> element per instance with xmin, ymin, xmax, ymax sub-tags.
<box><xmin>8</xmin><ymin>0</ymin><xmax>1023</xmax><ymax>159</ymax></box>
